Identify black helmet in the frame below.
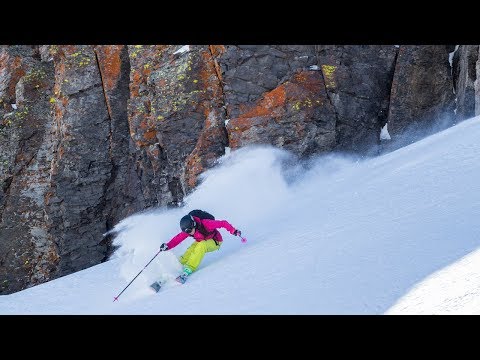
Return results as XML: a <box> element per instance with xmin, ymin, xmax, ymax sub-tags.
<box><xmin>180</xmin><ymin>214</ymin><xmax>196</xmax><ymax>233</ymax></box>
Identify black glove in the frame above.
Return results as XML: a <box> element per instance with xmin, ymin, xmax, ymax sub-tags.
<box><xmin>233</xmin><ymin>229</ymin><xmax>241</xmax><ymax>237</ymax></box>
<box><xmin>159</xmin><ymin>243</ymin><xmax>169</xmax><ymax>251</ymax></box>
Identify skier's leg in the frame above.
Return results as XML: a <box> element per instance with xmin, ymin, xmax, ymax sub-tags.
<box><xmin>179</xmin><ymin>241</ymin><xmax>199</xmax><ymax>266</ymax></box>
<box><xmin>183</xmin><ymin>239</ymin><xmax>220</xmax><ymax>272</ymax></box>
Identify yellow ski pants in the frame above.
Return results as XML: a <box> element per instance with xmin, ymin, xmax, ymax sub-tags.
<box><xmin>179</xmin><ymin>239</ymin><xmax>221</xmax><ymax>272</ymax></box>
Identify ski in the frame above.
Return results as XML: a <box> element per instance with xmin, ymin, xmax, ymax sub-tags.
<box><xmin>150</xmin><ymin>275</ymin><xmax>187</xmax><ymax>292</ymax></box>
<box><xmin>175</xmin><ymin>273</ymin><xmax>188</xmax><ymax>284</ymax></box>
<box><xmin>149</xmin><ymin>281</ymin><xmax>162</xmax><ymax>293</ymax></box>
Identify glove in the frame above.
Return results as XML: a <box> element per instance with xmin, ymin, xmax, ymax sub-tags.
<box><xmin>234</xmin><ymin>230</ymin><xmax>247</xmax><ymax>243</ymax></box>
<box><xmin>159</xmin><ymin>243</ymin><xmax>169</xmax><ymax>251</ymax></box>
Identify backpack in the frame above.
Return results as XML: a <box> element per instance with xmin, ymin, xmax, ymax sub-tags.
<box><xmin>188</xmin><ymin>209</ymin><xmax>215</xmax><ymax>221</ymax></box>
<box><xmin>188</xmin><ymin>209</ymin><xmax>218</xmax><ymax>241</ymax></box>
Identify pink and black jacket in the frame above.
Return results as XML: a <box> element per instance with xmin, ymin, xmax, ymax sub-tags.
<box><xmin>166</xmin><ymin>216</ymin><xmax>237</xmax><ymax>250</ymax></box>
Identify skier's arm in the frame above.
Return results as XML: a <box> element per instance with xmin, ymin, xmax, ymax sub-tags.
<box><xmin>204</xmin><ymin>219</ymin><xmax>237</xmax><ymax>235</ymax></box>
<box><xmin>166</xmin><ymin>232</ymin><xmax>189</xmax><ymax>249</ymax></box>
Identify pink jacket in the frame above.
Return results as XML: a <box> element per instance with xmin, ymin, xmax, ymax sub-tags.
<box><xmin>166</xmin><ymin>216</ymin><xmax>237</xmax><ymax>250</ymax></box>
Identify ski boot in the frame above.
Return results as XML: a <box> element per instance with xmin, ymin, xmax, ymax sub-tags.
<box><xmin>176</xmin><ymin>266</ymin><xmax>193</xmax><ymax>284</ymax></box>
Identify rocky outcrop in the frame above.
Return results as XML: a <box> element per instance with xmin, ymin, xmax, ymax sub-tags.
<box><xmin>452</xmin><ymin>45</ymin><xmax>479</xmax><ymax>120</ymax></box>
<box><xmin>221</xmin><ymin>46</ymin><xmax>336</xmax><ymax>157</ymax></box>
<box><xmin>477</xmin><ymin>55</ymin><xmax>480</xmax><ymax>116</ymax></box>
<box><xmin>43</xmin><ymin>45</ymin><xmax>115</xmax><ymax>278</ymax></box>
<box><xmin>386</xmin><ymin>46</ymin><xmax>456</xmax><ymax>150</ymax></box>
<box><xmin>126</xmin><ymin>45</ymin><xmax>228</xmax><ymax>204</ymax></box>
<box><xmin>0</xmin><ymin>44</ymin><xmax>466</xmax><ymax>294</ymax></box>
<box><xmin>316</xmin><ymin>45</ymin><xmax>398</xmax><ymax>154</ymax></box>
<box><xmin>0</xmin><ymin>46</ymin><xmax>59</xmax><ymax>292</ymax></box>
<box><xmin>0</xmin><ymin>45</ymin><xmax>133</xmax><ymax>293</ymax></box>
<box><xmin>94</xmin><ymin>46</ymin><xmax>137</xmax><ymax>239</ymax></box>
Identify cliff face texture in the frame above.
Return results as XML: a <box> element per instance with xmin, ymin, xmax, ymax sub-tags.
<box><xmin>452</xmin><ymin>45</ymin><xmax>480</xmax><ymax>120</ymax></box>
<box><xmin>385</xmin><ymin>46</ymin><xmax>456</xmax><ymax>150</ymax></box>
<box><xmin>0</xmin><ymin>44</ymin><xmax>468</xmax><ymax>294</ymax></box>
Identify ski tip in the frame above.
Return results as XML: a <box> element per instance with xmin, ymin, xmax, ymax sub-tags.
<box><xmin>149</xmin><ymin>282</ymin><xmax>162</xmax><ymax>293</ymax></box>
<box><xmin>175</xmin><ymin>276</ymin><xmax>187</xmax><ymax>284</ymax></box>
<box><xmin>113</xmin><ymin>297</ymin><xmax>118</xmax><ymax>302</ymax></box>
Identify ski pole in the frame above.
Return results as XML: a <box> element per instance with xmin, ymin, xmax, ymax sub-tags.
<box><xmin>236</xmin><ymin>232</ymin><xmax>247</xmax><ymax>243</ymax></box>
<box><xmin>113</xmin><ymin>248</ymin><xmax>163</xmax><ymax>302</ymax></box>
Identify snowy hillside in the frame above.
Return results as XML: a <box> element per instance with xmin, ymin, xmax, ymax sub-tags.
<box><xmin>1</xmin><ymin>116</ymin><xmax>480</xmax><ymax>314</ymax></box>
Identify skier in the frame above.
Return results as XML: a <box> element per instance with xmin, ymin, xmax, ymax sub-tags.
<box><xmin>156</xmin><ymin>211</ymin><xmax>243</xmax><ymax>285</ymax></box>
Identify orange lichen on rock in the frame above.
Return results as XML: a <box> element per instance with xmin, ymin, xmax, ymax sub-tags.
<box><xmin>240</xmin><ymin>85</ymin><xmax>287</xmax><ymax>119</ymax></box>
<box><xmin>208</xmin><ymin>45</ymin><xmax>225</xmax><ymax>57</ymax></box>
<box><xmin>130</xmin><ymin>69</ymin><xmax>142</xmax><ymax>97</ymax></box>
<box><xmin>185</xmin><ymin>154</ymin><xmax>203</xmax><ymax>188</ymax></box>
<box><xmin>197</xmin><ymin>48</ymin><xmax>225</xmax><ymax>103</ymax></box>
<box><xmin>0</xmin><ymin>52</ymin><xmax>26</xmax><ymax>100</ymax></box>
<box><xmin>227</xmin><ymin>70</ymin><xmax>326</xmax><ymax>150</ymax></box>
<box><xmin>96</xmin><ymin>45</ymin><xmax>124</xmax><ymax>91</ymax></box>
<box><xmin>138</xmin><ymin>120</ymin><xmax>149</xmax><ymax>130</ymax></box>
<box><xmin>143</xmin><ymin>128</ymin><xmax>157</xmax><ymax>141</ymax></box>
<box><xmin>9</xmin><ymin>57</ymin><xmax>25</xmax><ymax>99</ymax></box>
<box><xmin>208</xmin><ymin>45</ymin><xmax>225</xmax><ymax>84</ymax></box>
<box><xmin>61</xmin><ymin>45</ymin><xmax>78</xmax><ymax>56</ymax></box>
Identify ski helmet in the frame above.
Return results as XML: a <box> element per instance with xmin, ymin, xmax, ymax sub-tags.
<box><xmin>180</xmin><ymin>214</ymin><xmax>196</xmax><ymax>233</ymax></box>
